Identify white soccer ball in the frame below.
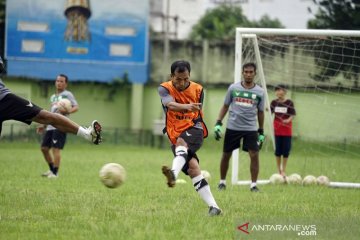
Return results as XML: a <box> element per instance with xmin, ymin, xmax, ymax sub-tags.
<box><xmin>287</xmin><ymin>173</ymin><xmax>302</xmax><ymax>185</ymax></box>
<box><xmin>57</xmin><ymin>98</ymin><xmax>72</xmax><ymax>113</ymax></box>
<box><xmin>99</xmin><ymin>163</ymin><xmax>126</xmax><ymax>188</ymax></box>
<box><xmin>317</xmin><ymin>175</ymin><xmax>330</xmax><ymax>186</ymax></box>
<box><xmin>269</xmin><ymin>173</ymin><xmax>285</xmax><ymax>184</ymax></box>
<box><xmin>201</xmin><ymin>170</ymin><xmax>211</xmax><ymax>182</ymax></box>
<box><xmin>283</xmin><ymin>176</ymin><xmax>289</xmax><ymax>183</ymax></box>
<box><xmin>302</xmin><ymin>175</ymin><xmax>317</xmax><ymax>186</ymax></box>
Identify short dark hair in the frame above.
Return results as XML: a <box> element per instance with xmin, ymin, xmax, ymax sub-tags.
<box><xmin>242</xmin><ymin>62</ymin><xmax>257</xmax><ymax>72</ymax></box>
<box><xmin>170</xmin><ymin>60</ymin><xmax>191</xmax><ymax>76</ymax></box>
<box><xmin>58</xmin><ymin>74</ymin><xmax>69</xmax><ymax>83</ymax></box>
<box><xmin>275</xmin><ymin>84</ymin><xmax>287</xmax><ymax>91</ymax></box>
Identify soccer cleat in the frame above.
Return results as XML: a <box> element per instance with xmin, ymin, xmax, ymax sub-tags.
<box><xmin>41</xmin><ymin>170</ymin><xmax>53</xmax><ymax>177</ymax></box>
<box><xmin>208</xmin><ymin>206</ymin><xmax>222</xmax><ymax>216</ymax></box>
<box><xmin>90</xmin><ymin>120</ymin><xmax>102</xmax><ymax>145</ymax></box>
<box><xmin>162</xmin><ymin>166</ymin><xmax>176</xmax><ymax>188</ymax></box>
<box><xmin>250</xmin><ymin>186</ymin><xmax>260</xmax><ymax>192</ymax></box>
<box><xmin>47</xmin><ymin>172</ymin><xmax>58</xmax><ymax>178</ymax></box>
<box><xmin>218</xmin><ymin>183</ymin><xmax>226</xmax><ymax>191</ymax></box>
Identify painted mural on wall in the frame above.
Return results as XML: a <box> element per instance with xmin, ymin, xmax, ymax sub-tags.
<box><xmin>6</xmin><ymin>0</ymin><xmax>149</xmax><ymax>83</ymax></box>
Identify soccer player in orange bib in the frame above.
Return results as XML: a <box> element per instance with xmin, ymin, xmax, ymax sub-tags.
<box><xmin>158</xmin><ymin>60</ymin><xmax>221</xmax><ymax>216</ymax></box>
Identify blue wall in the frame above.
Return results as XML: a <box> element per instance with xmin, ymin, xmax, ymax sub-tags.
<box><xmin>6</xmin><ymin>0</ymin><xmax>149</xmax><ymax>83</ymax></box>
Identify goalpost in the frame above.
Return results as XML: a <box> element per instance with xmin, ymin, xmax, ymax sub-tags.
<box><xmin>232</xmin><ymin>28</ymin><xmax>360</xmax><ymax>188</ymax></box>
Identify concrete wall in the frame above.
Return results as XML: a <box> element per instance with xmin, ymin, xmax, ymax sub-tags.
<box><xmin>2</xmin><ymin>39</ymin><xmax>359</xmax><ymax>143</ymax></box>
<box><xmin>2</xmin><ymin>78</ymin><xmax>360</xmax><ymax>143</ymax></box>
<box><xmin>151</xmin><ymin>39</ymin><xmax>358</xmax><ymax>88</ymax></box>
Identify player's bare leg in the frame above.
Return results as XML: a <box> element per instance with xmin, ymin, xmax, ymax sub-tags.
<box><xmin>218</xmin><ymin>152</ymin><xmax>231</xmax><ymax>190</ymax></box>
<box><xmin>281</xmin><ymin>157</ymin><xmax>288</xmax><ymax>177</ymax></box>
<box><xmin>52</xmin><ymin>148</ymin><xmax>61</xmax><ymax>176</ymax></box>
<box><xmin>41</xmin><ymin>146</ymin><xmax>54</xmax><ymax>177</ymax></box>
<box><xmin>33</xmin><ymin>110</ymin><xmax>102</xmax><ymax>144</ymax></box>
<box><xmin>276</xmin><ymin>156</ymin><xmax>282</xmax><ymax>175</ymax></box>
<box><xmin>249</xmin><ymin>150</ymin><xmax>259</xmax><ymax>192</ymax></box>
<box><xmin>33</xmin><ymin>110</ymin><xmax>79</xmax><ymax>134</ymax></box>
<box><xmin>220</xmin><ymin>152</ymin><xmax>232</xmax><ymax>180</ymax></box>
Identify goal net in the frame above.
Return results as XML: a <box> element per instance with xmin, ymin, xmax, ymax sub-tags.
<box><xmin>232</xmin><ymin>28</ymin><xmax>360</xmax><ymax>188</ymax></box>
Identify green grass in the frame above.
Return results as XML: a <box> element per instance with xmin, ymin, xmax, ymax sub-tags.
<box><xmin>0</xmin><ymin>140</ymin><xmax>359</xmax><ymax>240</ymax></box>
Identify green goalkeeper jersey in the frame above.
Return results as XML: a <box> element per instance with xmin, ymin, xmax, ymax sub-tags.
<box><xmin>223</xmin><ymin>82</ymin><xmax>264</xmax><ymax>131</ymax></box>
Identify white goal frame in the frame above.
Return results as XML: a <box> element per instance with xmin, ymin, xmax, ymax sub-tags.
<box><xmin>232</xmin><ymin>28</ymin><xmax>360</xmax><ymax>188</ymax></box>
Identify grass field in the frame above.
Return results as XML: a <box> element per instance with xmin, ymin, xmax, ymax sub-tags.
<box><xmin>0</xmin><ymin>140</ymin><xmax>359</xmax><ymax>240</ymax></box>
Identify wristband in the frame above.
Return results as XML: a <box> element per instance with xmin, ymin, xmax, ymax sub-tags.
<box><xmin>258</xmin><ymin>128</ymin><xmax>264</xmax><ymax>135</ymax></box>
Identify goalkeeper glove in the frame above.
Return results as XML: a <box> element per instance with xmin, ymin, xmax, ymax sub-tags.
<box><xmin>214</xmin><ymin>120</ymin><xmax>223</xmax><ymax>141</ymax></box>
<box><xmin>257</xmin><ymin>128</ymin><xmax>265</xmax><ymax>150</ymax></box>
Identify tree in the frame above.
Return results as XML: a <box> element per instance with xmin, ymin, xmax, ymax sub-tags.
<box><xmin>189</xmin><ymin>5</ymin><xmax>283</xmax><ymax>41</ymax></box>
<box><xmin>252</xmin><ymin>15</ymin><xmax>283</xmax><ymax>29</ymax></box>
<box><xmin>308</xmin><ymin>0</ymin><xmax>360</xmax><ymax>30</ymax></box>
<box><xmin>307</xmin><ymin>0</ymin><xmax>360</xmax><ymax>86</ymax></box>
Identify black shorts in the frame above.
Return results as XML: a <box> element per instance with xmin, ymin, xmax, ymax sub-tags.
<box><xmin>223</xmin><ymin>129</ymin><xmax>259</xmax><ymax>153</ymax></box>
<box><xmin>41</xmin><ymin>130</ymin><xmax>67</xmax><ymax>149</ymax></box>
<box><xmin>0</xmin><ymin>93</ymin><xmax>42</xmax><ymax>135</ymax></box>
<box><xmin>171</xmin><ymin>127</ymin><xmax>203</xmax><ymax>175</ymax></box>
<box><xmin>275</xmin><ymin>136</ymin><xmax>292</xmax><ymax>158</ymax></box>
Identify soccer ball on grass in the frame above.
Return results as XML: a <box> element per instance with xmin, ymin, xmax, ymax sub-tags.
<box><xmin>269</xmin><ymin>173</ymin><xmax>285</xmax><ymax>184</ymax></box>
<box><xmin>317</xmin><ymin>175</ymin><xmax>330</xmax><ymax>186</ymax></box>
<box><xmin>287</xmin><ymin>173</ymin><xmax>302</xmax><ymax>184</ymax></box>
<box><xmin>99</xmin><ymin>163</ymin><xmax>126</xmax><ymax>188</ymax></box>
<box><xmin>302</xmin><ymin>175</ymin><xmax>317</xmax><ymax>186</ymax></box>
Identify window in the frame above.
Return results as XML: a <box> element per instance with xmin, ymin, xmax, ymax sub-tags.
<box><xmin>105</xmin><ymin>27</ymin><xmax>136</xmax><ymax>36</ymax></box>
<box><xmin>21</xmin><ymin>40</ymin><xmax>44</xmax><ymax>53</ymax></box>
<box><xmin>17</xmin><ymin>21</ymin><xmax>49</xmax><ymax>32</ymax></box>
<box><xmin>110</xmin><ymin>44</ymin><xmax>132</xmax><ymax>56</ymax></box>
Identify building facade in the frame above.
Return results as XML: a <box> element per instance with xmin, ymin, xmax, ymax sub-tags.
<box><xmin>150</xmin><ymin>0</ymin><xmax>317</xmax><ymax>39</ymax></box>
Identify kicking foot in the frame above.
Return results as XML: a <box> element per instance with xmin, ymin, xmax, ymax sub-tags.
<box><xmin>162</xmin><ymin>166</ymin><xmax>176</xmax><ymax>187</ymax></box>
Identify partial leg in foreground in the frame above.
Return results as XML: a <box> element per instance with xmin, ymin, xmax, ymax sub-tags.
<box><xmin>33</xmin><ymin>110</ymin><xmax>102</xmax><ymax>144</ymax></box>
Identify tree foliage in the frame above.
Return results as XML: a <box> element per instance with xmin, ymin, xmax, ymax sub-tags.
<box><xmin>307</xmin><ymin>0</ymin><xmax>360</xmax><ymax>85</ymax></box>
<box><xmin>189</xmin><ymin>5</ymin><xmax>283</xmax><ymax>41</ymax></box>
<box><xmin>252</xmin><ymin>15</ymin><xmax>283</xmax><ymax>29</ymax></box>
<box><xmin>308</xmin><ymin>0</ymin><xmax>360</xmax><ymax>30</ymax></box>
